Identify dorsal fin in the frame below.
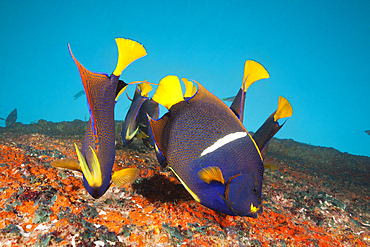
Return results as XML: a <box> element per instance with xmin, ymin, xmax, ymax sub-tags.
<box><xmin>230</xmin><ymin>89</ymin><xmax>245</xmax><ymax>121</ymax></box>
<box><xmin>68</xmin><ymin>44</ymin><xmax>110</xmax><ymax>139</ymax></box>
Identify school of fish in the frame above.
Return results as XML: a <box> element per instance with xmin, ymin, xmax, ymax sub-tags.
<box><xmin>51</xmin><ymin>38</ymin><xmax>293</xmax><ymax>217</ymax></box>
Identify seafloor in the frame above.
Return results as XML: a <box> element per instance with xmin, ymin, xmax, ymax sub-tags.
<box><xmin>0</xmin><ymin>120</ymin><xmax>369</xmax><ymax>246</ymax></box>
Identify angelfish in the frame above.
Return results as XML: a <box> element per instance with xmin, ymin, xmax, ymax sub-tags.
<box><xmin>148</xmin><ymin>60</ymin><xmax>293</xmax><ymax>217</ymax></box>
<box><xmin>121</xmin><ymin>82</ymin><xmax>159</xmax><ymax>148</ymax></box>
<box><xmin>52</xmin><ymin>38</ymin><xmax>146</xmax><ymax>198</ymax></box>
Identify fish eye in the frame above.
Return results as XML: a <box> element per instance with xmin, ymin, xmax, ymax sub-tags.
<box><xmin>251</xmin><ymin>186</ymin><xmax>259</xmax><ymax>195</ymax></box>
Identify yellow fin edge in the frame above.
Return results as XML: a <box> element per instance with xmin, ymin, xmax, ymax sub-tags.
<box><xmin>170</xmin><ymin>167</ymin><xmax>200</xmax><ymax>202</ymax></box>
<box><xmin>115</xmin><ymin>85</ymin><xmax>128</xmax><ymax>102</ymax></box>
<box><xmin>248</xmin><ymin>133</ymin><xmax>263</xmax><ymax>161</ymax></box>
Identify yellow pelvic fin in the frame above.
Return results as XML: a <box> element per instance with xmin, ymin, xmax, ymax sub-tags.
<box><xmin>152</xmin><ymin>75</ymin><xmax>184</xmax><ymax>110</ymax></box>
<box><xmin>112</xmin><ymin>168</ymin><xmax>139</xmax><ymax>187</ymax></box>
<box><xmin>138</xmin><ymin>81</ymin><xmax>153</xmax><ymax>97</ymax></box>
<box><xmin>274</xmin><ymin>96</ymin><xmax>293</xmax><ymax>122</ymax></box>
<box><xmin>113</xmin><ymin>38</ymin><xmax>147</xmax><ymax>76</ymax></box>
<box><xmin>242</xmin><ymin>60</ymin><xmax>270</xmax><ymax>92</ymax></box>
<box><xmin>115</xmin><ymin>85</ymin><xmax>128</xmax><ymax>102</ymax></box>
<box><xmin>170</xmin><ymin>167</ymin><xmax>200</xmax><ymax>202</ymax></box>
<box><xmin>126</xmin><ymin>123</ymin><xmax>139</xmax><ymax>141</ymax></box>
<box><xmin>197</xmin><ymin>166</ymin><xmax>225</xmax><ymax>184</ymax></box>
<box><xmin>182</xmin><ymin>78</ymin><xmax>197</xmax><ymax>98</ymax></box>
<box><xmin>75</xmin><ymin>144</ymin><xmax>102</xmax><ymax>187</ymax></box>
<box><xmin>263</xmin><ymin>162</ymin><xmax>278</xmax><ymax>170</ymax></box>
<box><xmin>50</xmin><ymin>158</ymin><xmax>81</xmax><ymax>171</ymax></box>
<box><xmin>135</xmin><ymin>129</ymin><xmax>149</xmax><ymax>139</ymax></box>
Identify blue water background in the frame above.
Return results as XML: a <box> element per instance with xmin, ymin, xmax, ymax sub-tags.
<box><xmin>1</xmin><ymin>1</ymin><xmax>369</xmax><ymax>157</ymax></box>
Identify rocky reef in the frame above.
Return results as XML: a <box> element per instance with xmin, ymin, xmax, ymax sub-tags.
<box><xmin>0</xmin><ymin>120</ymin><xmax>369</xmax><ymax>246</ymax></box>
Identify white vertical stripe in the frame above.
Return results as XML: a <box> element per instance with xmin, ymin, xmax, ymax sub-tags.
<box><xmin>200</xmin><ymin>132</ymin><xmax>247</xmax><ymax>157</ymax></box>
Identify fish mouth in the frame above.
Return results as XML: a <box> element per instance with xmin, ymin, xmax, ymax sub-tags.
<box><xmin>218</xmin><ymin>193</ymin><xmax>259</xmax><ymax>218</ymax></box>
<box><xmin>217</xmin><ymin>173</ymin><xmax>260</xmax><ymax>217</ymax></box>
<box><xmin>88</xmin><ymin>182</ymin><xmax>112</xmax><ymax>199</ymax></box>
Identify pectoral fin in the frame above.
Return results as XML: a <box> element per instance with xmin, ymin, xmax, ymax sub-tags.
<box><xmin>126</xmin><ymin>123</ymin><xmax>139</xmax><ymax>141</ymax></box>
<box><xmin>112</xmin><ymin>168</ymin><xmax>139</xmax><ymax>187</ymax></box>
<box><xmin>263</xmin><ymin>162</ymin><xmax>278</xmax><ymax>170</ymax></box>
<box><xmin>135</xmin><ymin>129</ymin><xmax>149</xmax><ymax>139</ymax></box>
<box><xmin>50</xmin><ymin>158</ymin><xmax>81</xmax><ymax>171</ymax></box>
<box><xmin>197</xmin><ymin>166</ymin><xmax>225</xmax><ymax>184</ymax></box>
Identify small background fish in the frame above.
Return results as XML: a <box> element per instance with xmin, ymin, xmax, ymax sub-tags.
<box><xmin>73</xmin><ymin>90</ymin><xmax>85</xmax><ymax>100</ymax></box>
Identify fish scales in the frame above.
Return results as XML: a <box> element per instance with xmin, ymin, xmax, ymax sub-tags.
<box><xmin>150</xmin><ymin>81</ymin><xmax>264</xmax><ymax>216</ymax></box>
<box><xmin>78</xmin><ymin>67</ymin><xmax>117</xmax><ymax>192</ymax></box>
<box><xmin>149</xmin><ymin>61</ymin><xmax>291</xmax><ymax>216</ymax></box>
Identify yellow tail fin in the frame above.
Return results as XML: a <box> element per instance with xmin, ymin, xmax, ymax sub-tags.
<box><xmin>113</xmin><ymin>38</ymin><xmax>147</xmax><ymax>76</ymax></box>
<box><xmin>242</xmin><ymin>60</ymin><xmax>270</xmax><ymax>92</ymax></box>
<box><xmin>112</xmin><ymin>168</ymin><xmax>139</xmax><ymax>187</ymax></box>
<box><xmin>182</xmin><ymin>78</ymin><xmax>197</xmax><ymax>98</ymax></box>
<box><xmin>138</xmin><ymin>81</ymin><xmax>153</xmax><ymax>97</ymax></box>
<box><xmin>274</xmin><ymin>96</ymin><xmax>293</xmax><ymax>122</ymax></box>
<box><xmin>152</xmin><ymin>75</ymin><xmax>184</xmax><ymax>109</ymax></box>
